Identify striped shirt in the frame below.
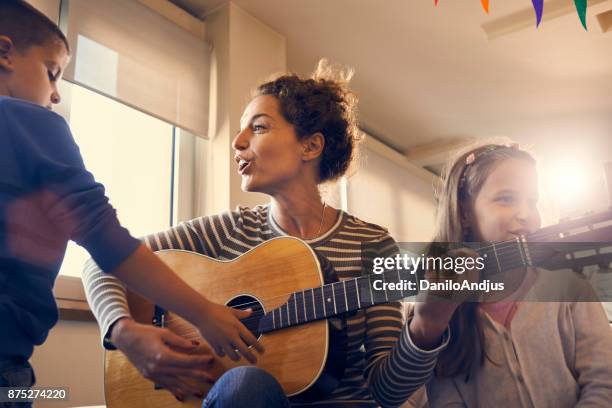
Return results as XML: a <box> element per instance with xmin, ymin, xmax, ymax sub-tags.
<box><xmin>82</xmin><ymin>205</ymin><xmax>449</xmax><ymax>407</ymax></box>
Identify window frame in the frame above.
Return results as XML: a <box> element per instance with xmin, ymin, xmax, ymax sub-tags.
<box><xmin>53</xmin><ymin>83</ymin><xmax>196</xmax><ymax>321</ymax></box>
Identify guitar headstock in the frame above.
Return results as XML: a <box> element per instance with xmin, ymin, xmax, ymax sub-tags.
<box><xmin>528</xmin><ymin>208</ymin><xmax>612</xmax><ymax>274</ymax></box>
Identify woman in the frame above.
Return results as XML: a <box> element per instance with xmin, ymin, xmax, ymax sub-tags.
<box><xmin>82</xmin><ymin>60</ymin><xmax>452</xmax><ymax>407</ymax></box>
<box><xmin>417</xmin><ymin>143</ymin><xmax>612</xmax><ymax>407</ymax></box>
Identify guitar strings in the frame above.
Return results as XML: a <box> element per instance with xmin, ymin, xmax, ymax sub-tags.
<box><xmin>163</xmin><ymin>247</ymin><xmax>598</xmax><ymax>332</ymax></box>
<box><xmin>163</xmin><ymin>245</ymin><xmax>596</xmax><ymax>329</ymax></box>
<box><xmin>162</xmin><ymin>232</ymin><xmax>594</xmax><ymax>317</ymax></box>
<box><xmin>146</xmin><ymin>216</ymin><xmax>612</xmax><ymax>341</ymax></box>
<box><xmin>160</xmin><ymin>232</ymin><xmax>606</xmax><ymax>327</ymax></box>
<box><xmin>162</xmin><ymin>258</ymin><xmax>532</xmax><ymax>330</ymax></box>
<box><xmin>163</xmin><ymin>275</ymin><xmax>380</xmax><ymax>327</ymax></box>
<box><xmin>163</xmin><ymin>242</ymin><xmax>593</xmax><ymax>326</ymax></box>
<box><xmin>163</xmin><ymin>285</ymin><xmax>364</xmax><ymax>326</ymax></box>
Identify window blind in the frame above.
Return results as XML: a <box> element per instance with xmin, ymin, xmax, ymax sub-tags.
<box><xmin>62</xmin><ymin>0</ymin><xmax>211</xmax><ymax>137</ymax></box>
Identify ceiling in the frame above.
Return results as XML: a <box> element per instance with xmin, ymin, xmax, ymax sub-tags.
<box><xmin>171</xmin><ymin>0</ymin><xmax>612</xmax><ymax>198</ymax></box>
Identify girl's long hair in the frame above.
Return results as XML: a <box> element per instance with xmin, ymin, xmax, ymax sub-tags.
<box><xmin>433</xmin><ymin>141</ymin><xmax>536</xmax><ymax>380</ymax></box>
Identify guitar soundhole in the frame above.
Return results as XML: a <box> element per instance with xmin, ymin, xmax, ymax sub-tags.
<box><xmin>226</xmin><ymin>294</ymin><xmax>264</xmax><ymax>340</ymax></box>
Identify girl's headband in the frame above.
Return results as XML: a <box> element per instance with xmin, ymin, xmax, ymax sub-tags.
<box><xmin>458</xmin><ymin>143</ymin><xmax>520</xmax><ymax>190</ymax></box>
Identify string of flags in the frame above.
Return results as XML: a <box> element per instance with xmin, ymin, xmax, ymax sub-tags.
<box><xmin>434</xmin><ymin>0</ymin><xmax>589</xmax><ymax>30</ymax></box>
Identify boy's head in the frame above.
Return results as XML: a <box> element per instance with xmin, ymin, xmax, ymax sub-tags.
<box><xmin>0</xmin><ymin>0</ymin><xmax>70</xmax><ymax>108</ymax></box>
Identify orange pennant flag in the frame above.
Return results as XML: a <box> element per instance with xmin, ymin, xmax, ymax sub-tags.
<box><xmin>481</xmin><ymin>0</ymin><xmax>489</xmax><ymax>13</ymax></box>
<box><xmin>436</xmin><ymin>0</ymin><xmax>488</xmax><ymax>13</ymax></box>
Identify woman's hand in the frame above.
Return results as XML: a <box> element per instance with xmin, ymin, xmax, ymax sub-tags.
<box><xmin>111</xmin><ymin>318</ymin><xmax>215</xmax><ymax>401</ymax></box>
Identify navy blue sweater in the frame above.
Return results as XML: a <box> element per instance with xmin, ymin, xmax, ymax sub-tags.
<box><xmin>0</xmin><ymin>97</ymin><xmax>140</xmax><ymax>358</ymax></box>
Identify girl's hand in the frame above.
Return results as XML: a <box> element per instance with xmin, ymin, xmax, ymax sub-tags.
<box><xmin>410</xmin><ymin>248</ymin><xmax>480</xmax><ymax>349</ymax></box>
<box><xmin>419</xmin><ymin>247</ymin><xmax>481</xmax><ymax>303</ymax></box>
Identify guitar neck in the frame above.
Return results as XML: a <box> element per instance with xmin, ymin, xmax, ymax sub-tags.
<box><xmin>257</xmin><ymin>269</ymin><xmax>416</xmax><ymax>334</ymax></box>
<box><xmin>258</xmin><ymin>239</ymin><xmax>534</xmax><ymax>333</ymax></box>
<box><xmin>259</xmin><ymin>210</ymin><xmax>612</xmax><ymax>333</ymax></box>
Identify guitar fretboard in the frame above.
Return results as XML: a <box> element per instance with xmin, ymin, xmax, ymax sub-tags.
<box><xmin>257</xmin><ymin>237</ymin><xmax>533</xmax><ymax>333</ymax></box>
<box><xmin>257</xmin><ymin>222</ymin><xmax>611</xmax><ymax>334</ymax></box>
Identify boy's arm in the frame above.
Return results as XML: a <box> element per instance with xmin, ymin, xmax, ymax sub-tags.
<box><xmin>84</xmin><ymin>216</ymin><xmax>229</xmax><ymax>347</ymax></box>
<box><xmin>109</xmin><ymin>244</ymin><xmax>262</xmax><ymax>361</ymax></box>
<box><xmin>5</xmin><ymin>100</ymin><xmax>260</xmax><ymax>361</ymax></box>
<box><xmin>82</xmin><ymin>222</ymin><xmax>222</xmax><ymax>399</ymax></box>
<box><xmin>6</xmin><ymin>99</ymin><xmax>140</xmax><ymax>272</ymax></box>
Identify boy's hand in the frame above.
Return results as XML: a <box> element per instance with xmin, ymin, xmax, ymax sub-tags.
<box><xmin>111</xmin><ymin>318</ymin><xmax>215</xmax><ymax>401</ymax></box>
<box><xmin>195</xmin><ymin>301</ymin><xmax>264</xmax><ymax>363</ymax></box>
<box><xmin>109</xmin><ymin>245</ymin><xmax>263</xmax><ymax>364</ymax></box>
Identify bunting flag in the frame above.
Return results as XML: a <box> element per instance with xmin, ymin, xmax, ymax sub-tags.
<box><xmin>532</xmin><ymin>0</ymin><xmax>544</xmax><ymax>27</ymax></box>
<box><xmin>434</xmin><ymin>1</ymin><xmax>588</xmax><ymax>30</ymax></box>
<box><xmin>574</xmin><ymin>0</ymin><xmax>588</xmax><ymax>30</ymax></box>
<box><xmin>481</xmin><ymin>0</ymin><xmax>489</xmax><ymax>14</ymax></box>
<box><xmin>434</xmin><ymin>0</ymin><xmax>488</xmax><ymax>12</ymax></box>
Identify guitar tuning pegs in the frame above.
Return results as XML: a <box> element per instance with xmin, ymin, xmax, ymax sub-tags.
<box><xmin>598</xmin><ymin>263</ymin><xmax>611</xmax><ymax>272</ymax></box>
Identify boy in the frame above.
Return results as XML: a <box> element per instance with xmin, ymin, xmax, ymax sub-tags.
<box><xmin>0</xmin><ymin>0</ymin><xmax>260</xmax><ymax>399</ymax></box>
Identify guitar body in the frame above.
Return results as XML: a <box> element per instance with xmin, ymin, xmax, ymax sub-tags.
<box><xmin>105</xmin><ymin>237</ymin><xmax>330</xmax><ymax>408</ymax></box>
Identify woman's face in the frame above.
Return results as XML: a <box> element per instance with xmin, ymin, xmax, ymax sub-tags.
<box><xmin>469</xmin><ymin>158</ymin><xmax>541</xmax><ymax>243</ymax></box>
<box><xmin>233</xmin><ymin>95</ymin><xmax>308</xmax><ymax>193</ymax></box>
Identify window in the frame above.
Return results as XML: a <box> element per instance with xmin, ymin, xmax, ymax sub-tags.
<box><xmin>58</xmin><ymin>82</ymin><xmax>175</xmax><ymax>277</ymax></box>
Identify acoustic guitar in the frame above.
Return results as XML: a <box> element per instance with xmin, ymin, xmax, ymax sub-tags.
<box><xmin>104</xmin><ymin>209</ymin><xmax>612</xmax><ymax>408</ymax></box>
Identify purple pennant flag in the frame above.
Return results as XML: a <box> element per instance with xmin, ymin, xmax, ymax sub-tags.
<box><xmin>531</xmin><ymin>0</ymin><xmax>543</xmax><ymax>27</ymax></box>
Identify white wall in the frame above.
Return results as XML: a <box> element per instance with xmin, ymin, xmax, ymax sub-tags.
<box><xmin>348</xmin><ymin>137</ymin><xmax>437</xmax><ymax>242</ymax></box>
<box><xmin>197</xmin><ymin>2</ymin><xmax>287</xmax><ymax>215</ymax></box>
<box><xmin>228</xmin><ymin>3</ymin><xmax>287</xmax><ymax>210</ymax></box>
<box><xmin>30</xmin><ymin>321</ymin><xmax>104</xmax><ymax>408</ymax></box>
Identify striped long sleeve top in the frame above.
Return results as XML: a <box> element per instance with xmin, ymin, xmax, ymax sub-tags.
<box><xmin>82</xmin><ymin>205</ymin><xmax>449</xmax><ymax>407</ymax></box>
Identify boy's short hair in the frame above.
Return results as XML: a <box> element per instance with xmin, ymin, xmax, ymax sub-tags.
<box><xmin>0</xmin><ymin>0</ymin><xmax>69</xmax><ymax>53</ymax></box>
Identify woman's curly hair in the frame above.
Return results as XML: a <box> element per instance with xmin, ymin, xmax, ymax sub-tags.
<box><xmin>254</xmin><ymin>59</ymin><xmax>361</xmax><ymax>182</ymax></box>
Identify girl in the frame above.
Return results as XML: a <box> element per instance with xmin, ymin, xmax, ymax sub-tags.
<box><xmin>82</xmin><ymin>61</ymin><xmax>453</xmax><ymax>408</ymax></box>
<box><xmin>421</xmin><ymin>143</ymin><xmax>612</xmax><ymax>407</ymax></box>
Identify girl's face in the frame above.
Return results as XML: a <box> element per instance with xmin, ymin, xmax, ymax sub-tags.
<box><xmin>469</xmin><ymin>158</ymin><xmax>541</xmax><ymax>243</ymax></box>
<box><xmin>232</xmin><ymin>95</ymin><xmax>310</xmax><ymax>194</ymax></box>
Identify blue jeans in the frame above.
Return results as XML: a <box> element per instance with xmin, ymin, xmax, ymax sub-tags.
<box><xmin>202</xmin><ymin>366</ymin><xmax>289</xmax><ymax>408</ymax></box>
<box><xmin>0</xmin><ymin>357</ymin><xmax>35</xmax><ymax>408</ymax></box>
